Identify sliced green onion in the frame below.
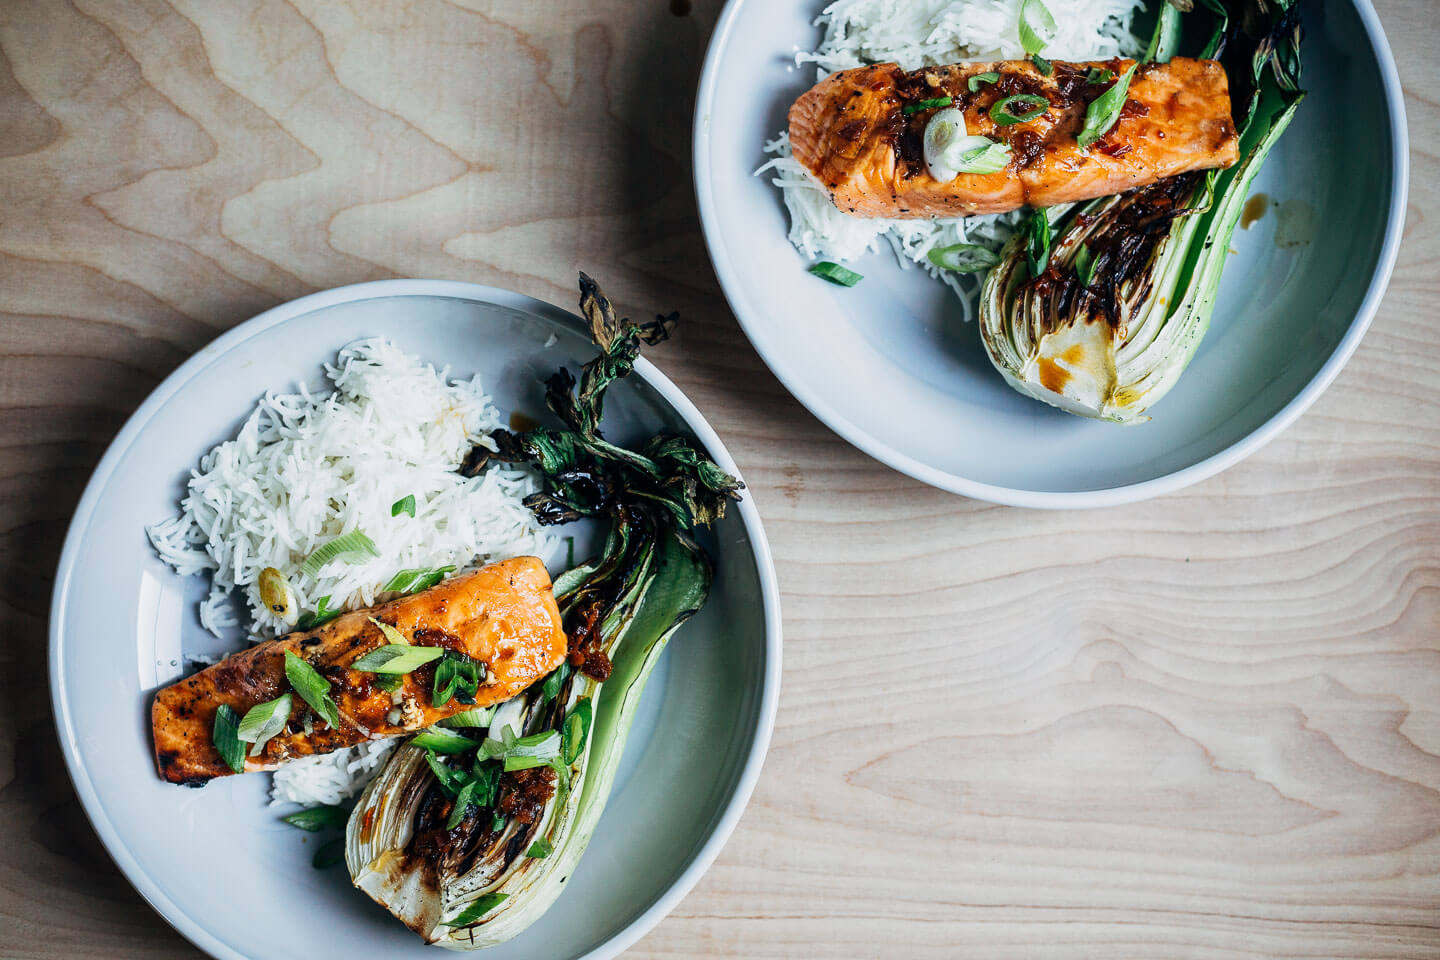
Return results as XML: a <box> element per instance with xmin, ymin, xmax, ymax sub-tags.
<box><xmin>527</xmin><ymin>838</ymin><xmax>553</xmax><ymax>858</ymax></box>
<box><xmin>368</xmin><ymin>617</ymin><xmax>410</xmax><ymax>646</ymax></box>
<box><xmin>968</xmin><ymin>71</ymin><xmax>1000</xmax><ymax>92</ymax></box>
<box><xmin>1025</xmin><ymin>208</ymin><xmax>1053</xmax><ymax>278</ymax></box>
<box><xmin>374</xmin><ymin>674</ymin><xmax>403</xmax><ymax>692</ymax></box>
<box><xmin>989</xmin><ymin>94</ymin><xmax>1048</xmax><ymax>125</ymax></box>
<box><xmin>432</xmin><ymin>652</ymin><xmax>483</xmax><ymax>708</ymax></box>
<box><xmin>312</xmin><ymin>837</ymin><xmax>345</xmax><ymax>869</ymax></box>
<box><xmin>212</xmin><ymin>704</ymin><xmax>245</xmax><ymax>774</ymax></box>
<box><xmin>446</xmin><ymin>778</ymin><xmax>479</xmax><ymax>830</ymax></box>
<box><xmin>561</xmin><ymin>698</ymin><xmax>593</xmax><ymax>766</ymax></box>
<box><xmin>507</xmin><ymin>729</ymin><xmax>561</xmax><ymax>761</ymax></box>
<box><xmin>425</xmin><ymin>750</ymin><xmax>466</xmax><ymax>798</ymax></box>
<box><xmin>1085</xmin><ymin>67</ymin><xmax>1117</xmax><ymax>84</ymax></box>
<box><xmin>295</xmin><ymin>595</ymin><xmax>340</xmax><ymax>631</ymax></box>
<box><xmin>469</xmin><ymin>759</ymin><xmax>501</xmax><ymax>806</ymax></box>
<box><xmin>350</xmin><ymin>644</ymin><xmax>445</xmax><ymax>674</ymax></box>
<box><xmin>927</xmin><ymin>243</ymin><xmax>1001</xmax><ymax>274</ymax></box>
<box><xmin>299</xmin><ymin>530</ymin><xmax>379</xmax><ymax>579</ymax></box>
<box><xmin>538</xmin><ymin>662</ymin><xmax>572</xmax><ymax>707</ymax></box>
<box><xmin>445</xmin><ymin>893</ymin><xmax>509</xmax><ymax>927</ymax></box>
<box><xmin>1144</xmin><ymin>1</ymin><xmax>1183</xmax><ymax>63</ymax></box>
<box><xmin>237</xmin><ymin>694</ymin><xmax>292</xmax><ymax>756</ymax></box>
<box><xmin>1018</xmin><ymin>0</ymin><xmax>1056</xmax><ymax>56</ymax></box>
<box><xmin>382</xmin><ymin>565</ymin><xmax>455</xmax><ymax>595</ymax></box>
<box><xmin>1077</xmin><ymin>63</ymin><xmax>1138</xmax><ymax>150</ymax></box>
<box><xmin>902</xmin><ymin>95</ymin><xmax>953</xmax><ymax>116</ymax></box>
<box><xmin>490</xmin><ymin>811</ymin><xmax>506</xmax><ymax>833</ymax></box>
<box><xmin>390</xmin><ymin>494</ymin><xmax>416</xmax><ymax>518</ymax></box>
<box><xmin>808</xmin><ymin>261</ymin><xmax>863</xmax><ymax>287</ymax></box>
<box><xmin>949</xmin><ymin>137</ymin><xmax>1012</xmax><ymax>174</ymax></box>
<box><xmin>412</xmin><ymin>726</ymin><xmax>479</xmax><ymax>754</ymax></box>
<box><xmin>440</xmin><ymin>706</ymin><xmax>497</xmax><ymax>728</ymax></box>
<box><xmin>1031</xmin><ymin>54</ymin><xmax>1053</xmax><ymax>76</ymax></box>
<box><xmin>284</xmin><ymin>651</ymin><xmax>340</xmax><ymax>729</ymax></box>
<box><xmin>281</xmin><ymin>805</ymin><xmax>348</xmax><ymax>832</ymax></box>
<box><xmin>1074</xmin><ymin>243</ymin><xmax>1098</xmax><ymax>286</ymax></box>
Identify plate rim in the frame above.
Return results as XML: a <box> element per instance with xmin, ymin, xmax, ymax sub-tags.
<box><xmin>47</xmin><ymin>278</ymin><xmax>783</xmax><ymax>960</ymax></box>
<box><xmin>692</xmin><ymin>0</ymin><xmax>1410</xmax><ymax>508</ymax></box>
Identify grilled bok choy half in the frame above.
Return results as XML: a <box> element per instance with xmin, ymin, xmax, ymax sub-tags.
<box><xmin>978</xmin><ymin>0</ymin><xmax>1304</xmax><ymax>423</ymax></box>
<box><xmin>345</xmin><ymin>274</ymin><xmax>743</xmax><ymax>948</ymax></box>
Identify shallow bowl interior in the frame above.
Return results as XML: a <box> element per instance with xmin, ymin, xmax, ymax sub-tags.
<box><xmin>695</xmin><ymin>0</ymin><xmax>1405</xmax><ymax>506</ymax></box>
<box><xmin>50</xmin><ymin>282</ymin><xmax>778</xmax><ymax>960</ymax></box>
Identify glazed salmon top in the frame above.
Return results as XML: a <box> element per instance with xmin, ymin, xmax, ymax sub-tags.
<box><xmin>788</xmin><ymin>57</ymin><xmax>1239</xmax><ymax>218</ymax></box>
<box><xmin>152</xmin><ymin>557</ymin><xmax>567</xmax><ymax>785</ymax></box>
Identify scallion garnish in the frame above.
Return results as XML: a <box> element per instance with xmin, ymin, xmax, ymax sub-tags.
<box><xmin>445</xmin><ymin>893</ymin><xmax>509</xmax><ymax>927</ymax></box>
<box><xmin>1031</xmin><ymin>54</ymin><xmax>1053</xmax><ymax>75</ymax></box>
<box><xmin>281</xmin><ymin>805</ymin><xmax>349</xmax><ymax>832</ymax></box>
<box><xmin>440</xmin><ymin>706</ymin><xmax>497</xmax><ymax>728</ymax></box>
<box><xmin>369</xmin><ymin>617</ymin><xmax>410</xmax><ymax>646</ymax></box>
<box><xmin>284</xmin><ymin>651</ymin><xmax>341</xmax><ymax>729</ymax></box>
<box><xmin>968</xmin><ymin>71</ymin><xmax>1000</xmax><ymax>92</ymax></box>
<box><xmin>446</xmin><ymin>778</ymin><xmax>479</xmax><ymax>830</ymax></box>
<box><xmin>561</xmin><ymin>698</ymin><xmax>593</xmax><ymax>766</ymax></box>
<box><xmin>390</xmin><ymin>494</ymin><xmax>416</xmax><ymax>518</ymax></box>
<box><xmin>1024</xmin><ymin>208</ymin><xmax>1053</xmax><ymax>278</ymax></box>
<box><xmin>989</xmin><ymin>94</ymin><xmax>1048</xmax><ymax>125</ymax></box>
<box><xmin>236</xmin><ymin>693</ymin><xmax>293</xmax><ymax>757</ymax></box>
<box><xmin>927</xmin><ymin>243</ymin><xmax>1001</xmax><ymax>274</ymax></box>
<box><xmin>296</xmin><ymin>595</ymin><xmax>340</xmax><ymax>631</ymax></box>
<box><xmin>950</xmin><ymin>138</ymin><xmax>1013</xmax><ymax>174</ymax></box>
<box><xmin>501</xmin><ymin>730</ymin><xmax>562</xmax><ymax>772</ymax></box>
<box><xmin>902</xmin><ymin>95</ymin><xmax>953</xmax><ymax>116</ymax></box>
<box><xmin>433</xmin><ymin>651</ymin><xmax>482</xmax><ymax>708</ymax></box>
<box><xmin>382</xmin><ymin>565</ymin><xmax>456</xmax><ymax>595</ymax></box>
<box><xmin>312</xmin><ymin>837</ymin><xmax>345</xmax><ymax>869</ymax></box>
<box><xmin>1018</xmin><ymin>0</ymin><xmax>1057</xmax><ymax>56</ymax></box>
<box><xmin>299</xmin><ymin>529</ymin><xmax>379</xmax><ymax>579</ymax></box>
<box><xmin>425</xmin><ymin>749</ymin><xmax>466</xmax><ymax>797</ymax></box>
<box><xmin>412</xmin><ymin>726</ymin><xmax>479</xmax><ymax>754</ymax></box>
<box><xmin>808</xmin><ymin>261</ymin><xmax>863</xmax><ymax>287</ymax></box>
<box><xmin>538</xmin><ymin>662</ymin><xmax>572</xmax><ymax>707</ymax></box>
<box><xmin>1085</xmin><ymin>67</ymin><xmax>1117</xmax><ymax>84</ymax></box>
<box><xmin>527</xmin><ymin>838</ymin><xmax>553</xmax><ymax>859</ymax></box>
<box><xmin>212</xmin><ymin>704</ymin><xmax>246</xmax><ymax>774</ymax></box>
<box><xmin>350</xmin><ymin>644</ymin><xmax>445</xmax><ymax>674</ymax></box>
<box><xmin>1077</xmin><ymin>63</ymin><xmax>1138</xmax><ymax>149</ymax></box>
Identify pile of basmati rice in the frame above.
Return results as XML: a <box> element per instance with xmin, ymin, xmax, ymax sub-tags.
<box><xmin>147</xmin><ymin>338</ymin><xmax>559</xmax><ymax>806</ymax></box>
<box><xmin>759</xmin><ymin>0</ymin><xmax>1145</xmax><ymax>313</ymax></box>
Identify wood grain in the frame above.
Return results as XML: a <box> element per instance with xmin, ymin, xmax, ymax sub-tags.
<box><xmin>1</xmin><ymin>1</ymin><xmax>1437</xmax><ymax>957</ymax></box>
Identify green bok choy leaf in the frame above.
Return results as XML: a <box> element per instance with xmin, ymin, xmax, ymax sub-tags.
<box><xmin>344</xmin><ymin>275</ymin><xmax>740</xmax><ymax>948</ymax></box>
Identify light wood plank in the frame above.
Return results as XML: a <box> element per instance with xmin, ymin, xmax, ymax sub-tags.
<box><xmin>0</xmin><ymin>0</ymin><xmax>1436</xmax><ymax>956</ymax></box>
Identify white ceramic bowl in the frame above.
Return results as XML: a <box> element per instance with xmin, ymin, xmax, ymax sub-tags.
<box><xmin>694</xmin><ymin>0</ymin><xmax>1408</xmax><ymax>507</ymax></box>
<box><xmin>49</xmin><ymin>280</ymin><xmax>781</xmax><ymax>960</ymax></box>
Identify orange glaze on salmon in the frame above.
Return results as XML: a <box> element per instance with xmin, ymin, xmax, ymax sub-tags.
<box><xmin>788</xmin><ymin>57</ymin><xmax>1239</xmax><ymax>218</ymax></box>
<box><xmin>152</xmin><ymin>557</ymin><xmax>567</xmax><ymax>786</ymax></box>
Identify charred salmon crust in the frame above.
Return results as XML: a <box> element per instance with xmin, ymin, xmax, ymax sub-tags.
<box><xmin>151</xmin><ymin>557</ymin><xmax>568</xmax><ymax>785</ymax></box>
<box><xmin>788</xmin><ymin>57</ymin><xmax>1239</xmax><ymax>218</ymax></box>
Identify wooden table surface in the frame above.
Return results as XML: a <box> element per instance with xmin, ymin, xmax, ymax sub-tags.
<box><xmin>2</xmin><ymin>1</ymin><xmax>1437</xmax><ymax>957</ymax></box>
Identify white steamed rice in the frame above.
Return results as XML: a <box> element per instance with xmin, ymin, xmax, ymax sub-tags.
<box><xmin>758</xmin><ymin>0</ymin><xmax>1145</xmax><ymax>313</ymax></box>
<box><xmin>147</xmin><ymin>338</ymin><xmax>558</xmax><ymax>806</ymax></box>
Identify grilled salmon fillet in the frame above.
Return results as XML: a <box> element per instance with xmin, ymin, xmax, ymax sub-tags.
<box><xmin>788</xmin><ymin>57</ymin><xmax>1238</xmax><ymax>218</ymax></box>
<box><xmin>152</xmin><ymin>557</ymin><xmax>567</xmax><ymax>786</ymax></box>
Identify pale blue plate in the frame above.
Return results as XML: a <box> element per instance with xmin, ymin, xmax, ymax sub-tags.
<box><xmin>695</xmin><ymin>0</ymin><xmax>1407</xmax><ymax>507</ymax></box>
<box><xmin>49</xmin><ymin>281</ymin><xmax>782</xmax><ymax>960</ymax></box>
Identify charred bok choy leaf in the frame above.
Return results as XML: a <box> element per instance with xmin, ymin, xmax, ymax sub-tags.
<box><xmin>978</xmin><ymin>0</ymin><xmax>1304</xmax><ymax>422</ymax></box>
<box><xmin>345</xmin><ymin>274</ymin><xmax>743</xmax><ymax>948</ymax></box>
